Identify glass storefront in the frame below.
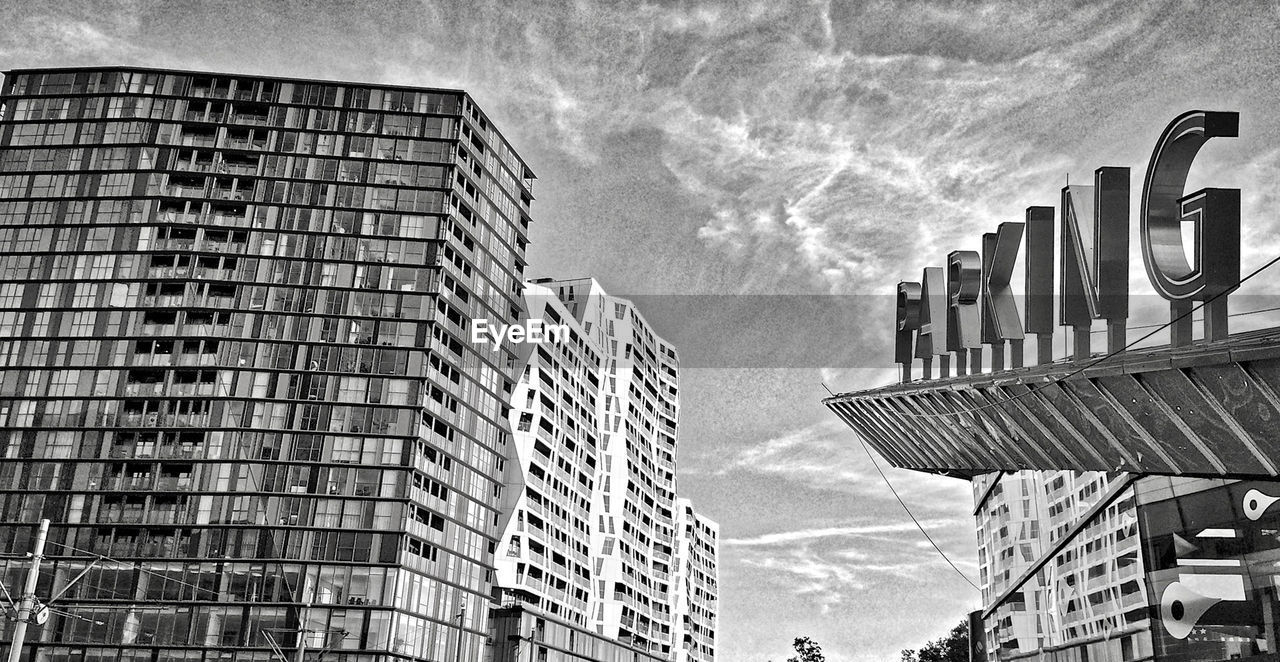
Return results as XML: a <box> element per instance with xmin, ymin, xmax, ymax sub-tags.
<box><xmin>1138</xmin><ymin>479</ymin><xmax>1280</xmax><ymax>662</ymax></box>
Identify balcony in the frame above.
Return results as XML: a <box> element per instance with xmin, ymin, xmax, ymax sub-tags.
<box><xmin>211</xmin><ymin>188</ymin><xmax>252</xmax><ymax>202</ymax></box>
<box><xmin>109</xmin><ymin>476</ymin><xmax>152</xmax><ymax>491</ymax></box>
<box><xmin>110</xmin><ymin>444</ymin><xmax>201</xmax><ymax>460</ymax></box>
<box><xmin>156</xmin><ymin>477</ymin><xmax>194</xmax><ymax>491</ymax></box>
<box><xmin>103</xmin><ymin>510</ymin><xmax>146</xmax><ymax>524</ymax></box>
<box><xmin>175</xmin><ymin>159</ymin><xmax>215</xmax><ymax>173</ymax></box>
<box><xmin>166</xmin><ymin>185</ymin><xmax>206</xmax><ymax>198</ymax></box>
<box><xmin>199</xmin><ymin>239</ymin><xmax>241</xmax><ymax>254</ymax></box>
<box><xmin>223</xmin><ymin>137</ymin><xmax>267</xmax><ymax>151</ymax></box>
<box><xmin>222</xmin><ymin>161</ymin><xmax>258</xmax><ymax>176</ymax></box>
<box><xmin>140</xmin><ymin>294</ymin><xmax>188</xmax><ymax>308</ymax></box>
<box><xmin>155</xmin><ymin>211</ymin><xmax>201</xmax><ymax>224</ymax></box>
<box><xmin>138</xmin><ymin>324</ymin><xmax>179</xmax><ymax>337</ymax></box>
<box><xmin>192</xmin><ymin>267</ymin><xmax>236</xmax><ymax>281</ymax></box>
<box><xmin>183</xmin><ymin>110</ymin><xmax>220</xmax><ymax>123</ymax></box>
<box><xmin>167</xmin><ymin>412</ymin><xmax>209</xmax><ymax>427</ymax></box>
<box><xmin>158</xmin><ymin>445</ymin><xmax>201</xmax><ymax>459</ymax></box>
<box><xmin>170</xmin><ymin>383</ymin><xmax>216</xmax><ymax>397</ymax></box>
<box><xmin>180</xmin><ymin>135</ymin><xmax>217</xmax><ymax>148</ymax></box>
<box><xmin>138</xmin><ymin>538</ymin><xmax>193</xmax><ymax>556</ymax></box>
<box><xmin>151</xmin><ymin>238</ymin><xmax>196</xmax><ymax>252</ymax></box>
<box><xmin>123</xmin><ymin>383</ymin><xmax>166</xmax><ymax>397</ymax></box>
<box><xmin>206</xmin><ymin>213</ymin><xmax>248</xmax><ymax>227</ymax></box>
<box><xmin>117</xmin><ymin>412</ymin><xmax>211</xmax><ymax>428</ymax></box>
<box><xmin>132</xmin><ymin>353</ymin><xmax>174</xmax><ymax>368</ymax></box>
<box><xmin>190</xmin><ymin>294</ymin><xmax>237</xmax><ymax>309</ymax></box>
<box><xmin>147</xmin><ymin>510</ymin><xmax>190</xmax><ymax>525</ymax></box>
<box><xmin>229</xmin><ymin>112</ymin><xmax>269</xmax><ymax>126</ymax></box>
<box><xmin>190</xmin><ymin>85</ymin><xmax>229</xmax><ymax>99</ymax></box>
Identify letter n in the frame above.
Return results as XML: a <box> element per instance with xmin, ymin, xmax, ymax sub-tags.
<box><xmin>1060</xmin><ymin>166</ymin><xmax>1130</xmax><ymax>358</ymax></box>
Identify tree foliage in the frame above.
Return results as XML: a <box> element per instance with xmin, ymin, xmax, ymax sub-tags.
<box><xmin>900</xmin><ymin>619</ymin><xmax>969</xmax><ymax>662</ymax></box>
<box><xmin>786</xmin><ymin>636</ymin><xmax>825</xmax><ymax>662</ymax></box>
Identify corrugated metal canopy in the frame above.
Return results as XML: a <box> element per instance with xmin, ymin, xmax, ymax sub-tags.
<box><xmin>824</xmin><ymin>327</ymin><xmax>1280</xmax><ymax>478</ymax></box>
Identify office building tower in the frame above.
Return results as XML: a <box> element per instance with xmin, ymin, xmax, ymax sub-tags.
<box><xmin>0</xmin><ymin>66</ymin><xmax>534</xmax><ymax>661</ymax></box>
<box><xmin>491</xmin><ymin>279</ymin><xmax>717</xmax><ymax>662</ymax></box>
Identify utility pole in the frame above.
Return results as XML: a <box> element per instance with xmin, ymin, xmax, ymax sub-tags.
<box><xmin>7</xmin><ymin>519</ymin><xmax>49</xmax><ymax>662</ymax></box>
<box><xmin>452</xmin><ymin>605</ymin><xmax>466</xmax><ymax>662</ymax></box>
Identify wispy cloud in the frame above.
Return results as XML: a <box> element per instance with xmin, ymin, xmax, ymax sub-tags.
<box><xmin>0</xmin><ymin>12</ymin><xmax>151</xmax><ymax>62</ymax></box>
<box><xmin>723</xmin><ymin>519</ymin><xmax>966</xmax><ymax>547</ymax></box>
<box><xmin>709</xmin><ymin>418</ymin><xmax>973</xmax><ymax>505</ymax></box>
<box><xmin>723</xmin><ymin>516</ymin><xmax>979</xmax><ymax>619</ymax></box>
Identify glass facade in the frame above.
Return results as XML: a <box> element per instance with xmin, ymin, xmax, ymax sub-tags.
<box><xmin>0</xmin><ymin>66</ymin><xmax>534</xmax><ymax>661</ymax></box>
<box><xmin>1137</xmin><ymin>477</ymin><xmax>1280</xmax><ymax>662</ymax></box>
<box><xmin>488</xmin><ymin>604</ymin><xmax>667</xmax><ymax>662</ymax></box>
<box><xmin>973</xmin><ymin>471</ymin><xmax>1153</xmax><ymax>662</ymax></box>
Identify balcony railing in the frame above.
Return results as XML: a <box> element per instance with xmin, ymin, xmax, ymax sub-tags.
<box><xmin>223</xmin><ymin>138</ymin><xmax>267</xmax><ymax>151</ymax></box>
<box><xmin>166</xmin><ymin>185</ymin><xmax>206</xmax><ymax>198</ymax></box>
<box><xmin>117</xmin><ymin>412</ymin><xmax>212</xmax><ymax>428</ymax></box>
<box><xmin>211</xmin><ymin>188</ymin><xmax>252</xmax><ymax>202</ymax></box>
<box><xmin>155</xmin><ymin>211</ymin><xmax>201</xmax><ymax>224</ymax></box>
<box><xmin>150</xmin><ymin>238</ymin><xmax>196</xmax><ymax>252</ymax></box>
<box><xmin>122</xmin><ymin>383</ymin><xmax>165</xmax><ymax>397</ymax></box>
<box><xmin>229</xmin><ymin>113</ymin><xmax>269</xmax><ymax>126</ymax></box>
<box><xmin>109</xmin><ymin>445</ymin><xmax>201</xmax><ymax>459</ymax></box>
<box><xmin>222</xmin><ymin>162</ymin><xmax>258</xmax><ymax>176</ymax></box>
<box><xmin>156</xmin><ymin>477</ymin><xmax>194</xmax><ymax>491</ymax></box>
<box><xmin>180</xmin><ymin>135</ymin><xmax>217</xmax><ymax>148</ymax></box>
<box><xmin>175</xmin><ymin>160</ymin><xmax>215</xmax><ymax>173</ymax></box>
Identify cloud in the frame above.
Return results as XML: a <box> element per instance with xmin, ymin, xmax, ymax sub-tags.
<box><xmin>709</xmin><ymin>416</ymin><xmax>982</xmax><ymax>618</ymax></box>
<box><xmin>0</xmin><ymin>14</ymin><xmax>148</xmax><ymax>61</ymax></box>
<box><xmin>724</xmin><ymin>516</ymin><xmax>980</xmax><ymax>617</ymax></box>
<box><xmin>723</xmin><ymin>520</ymin><xmax>966</xmax><ymax>547</ymax></box>
<box><xmin>712</xmin><ymin>418</ymin><xmax>974</xmax><ymax>504</ymax></box>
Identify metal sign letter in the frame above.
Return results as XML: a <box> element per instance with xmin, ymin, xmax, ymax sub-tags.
<box><xmin>1140</xmin><ymin>110</ymin><xmax>1241</xmax><ymax>344</ymax></box>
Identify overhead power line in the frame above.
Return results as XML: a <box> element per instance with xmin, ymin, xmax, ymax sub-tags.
<box><xmin>856</xmin><ymin>436</ymin><xmax>981</xmax><ymax>592</ymax></box>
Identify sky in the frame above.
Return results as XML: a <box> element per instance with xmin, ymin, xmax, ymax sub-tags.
<box><xmin>4</xmin><ymin>1</ymin><xmax>1280</xmax><ymax>660</ymax></box>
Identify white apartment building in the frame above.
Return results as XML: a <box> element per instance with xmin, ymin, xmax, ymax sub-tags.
<box><xmin>973</xmin><ymin>470</ymin><xmax>1151</xmax><ymax>662</ymax></box>
<box><xmin>492</xmin><ymin>278</ymin><xmax>717</xmax><ymax>662</ymax></box>
<box><xmin>494</xmin><ymin>281</ymin><xmax>603</xmax><ymax>627</ymax></box>
<box><xmin>673</xmin><ymin>498</ymin><xmax>719</xmax><ymax>662</ymax></box>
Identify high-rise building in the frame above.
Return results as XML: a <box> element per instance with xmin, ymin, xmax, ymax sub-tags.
<box><xmin>973</xmin><ymin>471</ymin><xmax>1150</xmax><ymax>660</ymax></box>
<box><xmin>488</xmin><ymin>603</ymin><xmax>666</xmax><ymax>662</ymax></box>
<box><xmin>491</xmin><ymin>279</ymin><xmax>718</xmax><ymax>662</ymax></box>
<box><xmin>0</xmin><ymin>66</ymin><xmax>535</xmax><ymax>661</ymax></box>
<box><xmin>556</xmin><ymin>278</ymin><xmax>685</xmax><ymax>657</ymax></box>
<box><xmin>494</xmin><ymin>281</ymin><xmax>603</xmax><ymax>627</ymax></box>
<box><xmin>672</xmin><ymin>498</ymin><xmax>718</xmax><ymax>662</ymax></box>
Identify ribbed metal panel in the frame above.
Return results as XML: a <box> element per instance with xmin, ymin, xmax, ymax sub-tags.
<box><xmin>824</xmin><ymin>327</ymin><xmax>1280</xmax><ymax>478</ymax></box>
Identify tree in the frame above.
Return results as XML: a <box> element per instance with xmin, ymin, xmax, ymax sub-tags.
<box><xmin>786</xmin><ymin>636</ymin><xmax>825</xmax><ymax>662</ymax></box>
<box><xmin>900</xmin><ymin>619</ymin><xmax>969</xmax><ymax>662</ymax></box>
